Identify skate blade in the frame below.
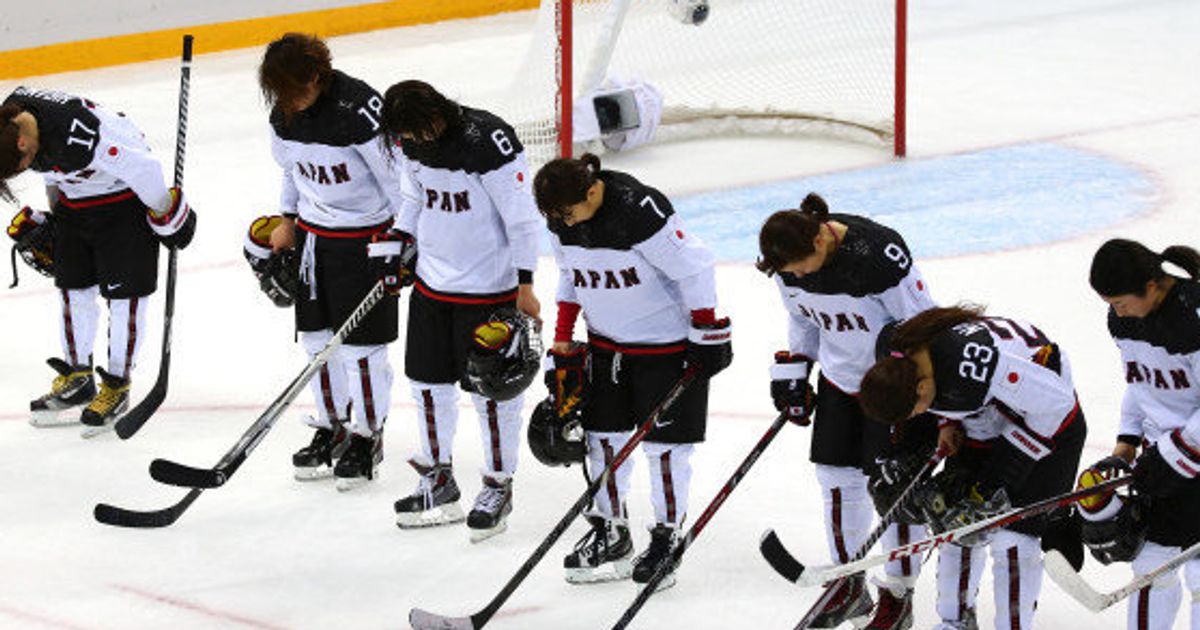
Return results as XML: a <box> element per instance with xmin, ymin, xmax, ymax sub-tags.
<box><xmin>335</xmin><ymin>472</ymin><xmax>377</xmax><ymax>493</ymax></box>
<box><xmin>633</xmin><ymin>572</ymin><xmax>677</xmax><ymax>593</ymax></box>
<box><xmin>396</xmin><ymin>504</ymin><xmax>466</xmax><ymax>529</ymax></box>
<box><xmin>293</xmin><ymin>466</ymin><xmax>334</xmax><ymax>481</ymax></box>
<box><xmin>565</xmin><ymin>559</ymin><xmax>634</xmax><ymax>584</ymax></box>
<box><xmin>29</xmin><ymin>409</ymin><xmax>81</xmax><ymax>427</ymax></box>
<box><xmin>468</xmin><ymin>519</ymin><xmax>508</xmax><ymax>543</ymax></box>
<box><xmin>80</xmin><ymin>423</ymin><xmax>115</xmax><ymax>439</ymax></box>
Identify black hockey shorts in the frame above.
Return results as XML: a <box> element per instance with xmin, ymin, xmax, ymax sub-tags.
<box><xmin>1004</xmin><ymin>409</ymin><xmax>1086</xmax><ymax>537</ymax></box>
<box><xmin>809</xmin><ymin>375</ymin><xmax>892</xmax><ymax>470</ymax></box>
<box><xmin>583</xmin><ymin>346</ymin><xmax>710</xmax><ymax>445</ymax></box>
<box><xmin>294</xmin><ymin>228</ymin><xmax>398</xmax><ymax>346</ymax></box>
<box><xmin>53</xmin><ymin>191</ymin><xmax>159</xmax><ymax>299</ymax></box>
<box><xmin>404</xmin><ymin>282</ymin><xmax>516</xmax><ymax>388</ymax></box>
<box><xmin>1146</xmin><ymin>476</ymin><xmax>1200</xmax><ymax>548</ymax></box>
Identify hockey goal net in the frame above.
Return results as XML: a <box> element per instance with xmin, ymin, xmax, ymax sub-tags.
<box><xmin>498</xmin><ymin>0</ymin><xmax>906</xmax><ymax>170</ymax></box>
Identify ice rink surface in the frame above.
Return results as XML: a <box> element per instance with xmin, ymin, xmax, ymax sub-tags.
<box><xmin>2</xmin><ymin>0</ymin><xmax>1199</xmax><ymax>628</ymax></box>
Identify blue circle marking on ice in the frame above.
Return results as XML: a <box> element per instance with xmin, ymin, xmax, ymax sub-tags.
<box><xmin>675</xmin><ymin>143</ymin><xmax>1155</xmax><ymax>261</ymax></box>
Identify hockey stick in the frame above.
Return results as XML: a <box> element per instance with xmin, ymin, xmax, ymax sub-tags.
<box><xmin>610</xmin><ymin>410</ymin><xmax>792</xmax><ymax>630</ymax></box>
<box><xmin>1045</xmin><ymin>540</ymin><xmax>1200</xmax><ymax>612</ymax></box>
<box><xmin>94</xmin><ymin>281</ymin><xmax>386</xmax><ymax>527</ymax></box>
<box><xmin>781</xmin><ymin>448</ymin><xmax>946</xmax><ymax>630</ymax></box>
<box><xmin>409</xmin><ymin>366</ymin><xmax>700</xmax><ymax>630</ymax></box>
<box><xmin>113</xmin><ymin>34</ymin><xmax>193</xmax><ymax>440</ymax></box>
<box><xmin>762</xmin><ymin>476</ymin><xmax>1133</xmax><ymax>588</ymax></box>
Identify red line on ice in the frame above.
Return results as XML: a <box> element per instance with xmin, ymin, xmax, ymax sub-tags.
<box><xmin>0</xmin><ymin>604</ymin><xmax>92</xmax><ymax>629</ymax></box>
<box><xmin>109</xmin><ymin>583</ymin><xmax>287</xmax><ymax>630</ymax></box>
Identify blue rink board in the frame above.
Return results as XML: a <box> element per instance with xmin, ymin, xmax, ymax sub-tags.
<box><xmin>672</xmin><ymin>143</ymin><xmax>1155</xmax><ymax>261</ymax></box>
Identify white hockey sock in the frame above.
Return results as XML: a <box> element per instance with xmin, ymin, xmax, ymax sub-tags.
<box><xmin>1185</xmin><ymin>558</ymin><xmax>1200</xmax><ymax>630</ymax></box>
<box><xmin>587</xmin><ymin>431</ymin><xmax>634</xmax><ymax>520</ymax></box>
<box><xmin>644</xmin><ymin>442</ymin><xmax>695</xmax><ymax>527</ymax></box>
<box><xmin>882</xmin><ymin>522</ymin><xmax>925</xmax><ymax>590</ymax></box>
<box><xmin>936</xmin><ymin>542</ymin><xmax>986</xmax><ymax>622</ymax></box>
<box><xmin>470</xmin><ymin>392</ymin><xmax>524</xmax><ymax>479</ymax></box>
<box><xmin>300</xmin><ymin>330</ymin><xmax>350</xmax><ymax>429</ymax></box>
<box><xmin>815</xmin><ymin>464</ymin><xmax>872</xmax><ymax>564</ymax></box>
<box><xmin>343</xmin><ymin>343</ymin><xmax>392</xmax><ymax>437</ymax></box>
<box><xmin>58</xmin><ymin>286</ymin><xmax>100</xmax><ymax>367</ymax></box>
<box><xmin>1129</xmin><ymin>542</ymin><xmax>1185</xmax><ymax>630</ymax></box>
<box><xmin>410</xmin><ymin>381</ymin><xmax>459</xmax><ymax>467</ymax></box>
<box><xmin>105</xmin><ymin>296</ymin><xmax>148</xmax><ymax>379</ymax></box>
<box><xmin>989</xmin><ymin>529</ymin><xmax>1044</xmax><ymax>630</ymax></box>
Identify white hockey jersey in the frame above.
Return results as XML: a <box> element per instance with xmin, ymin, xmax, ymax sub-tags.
<box><xmin>775</xmin><ymin>214</ymin><xmax>935</xmax><ymax>393</ymax></box>
<box><xmin>269</xmin><ymin>71</ymin><xmax>410</xmax><ymax>231</ymax></box>
<box><xmin>4</xmin><ymin>86</ymin><xmax>171</xmax><ymax>211</ymax></box>
<box><xmin>1108</xmin><ymin>280</ymin><xmax>1200</xmax><ymax>476</ymax></box>
<box><xmin>926</xmin><ymin>316</ymin><xmax>1079</xmax><ymax>461</ymax></box>
<box><xmin>550</xmin><ymin>170</ymin><xmax>717</xmax><ymax>349</ymax></box>
<box><xmin>392</xmin><ymin>106</ymin><xmax>541</xmax><ymax>297</ymax></box>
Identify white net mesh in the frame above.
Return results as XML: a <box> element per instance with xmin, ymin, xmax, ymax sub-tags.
<box><xmin>494</xmin><ymin>0</ymin><xmax>898</xmax><ymax>170</ymax></box>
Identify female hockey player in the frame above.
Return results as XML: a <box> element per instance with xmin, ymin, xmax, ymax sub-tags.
<box><xmin>1</xmin><ymin>87</ymin><xmax>196</xmax><ymax>434</ymax></box>
<box><xmin>756</xmin><ymin>193</ymin><xmax>936</xmax><ymax>629</ymax></box>
<box><xmin>258</xmin><ymin>33</ymin><xmax>408</xmax><ymax>490</ymax></box>
<box><xmin>532</xmin><ymin>153</ymin><xmax>732</xmax><ymax>589</ymax></box>
<box><xmin>378</xmin><ymin>80</ymin><xmax>543</xmax><ymax>542</ymax></box>
<box><xmin>859</xmin><ymin>305</ymin><xmax>1088</xmax><ymax>630</ymax></box>
<box><xmin>1080</xmin><ymin>238</ymin><xmax>1200</xmax><ymax>630</ymax></box>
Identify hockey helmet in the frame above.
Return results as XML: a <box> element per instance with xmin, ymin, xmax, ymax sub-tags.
<box><xmin>243</xmin><ymin>215</ymin><xmax>300</xmax><ymax>308</ymax></box>
<box><xmin>527</xmin><ymin>398</ymin><xmax>587</xmax><ymax>467</ymax></box>
<box><xmin>1081</xmin><ymin>494</ymin><xmax>1148</xmax><ymax>565</ymax></box>
<box><xmin>465</xmin><ymin>308</ymin><xmax>542</xmax><ymax>401</ymax></box>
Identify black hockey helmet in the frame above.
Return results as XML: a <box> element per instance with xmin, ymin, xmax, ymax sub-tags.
<box><xmin>527</xmin><ymin>398</ymin><xmax>586</xmax><ymax>467</ymax></box>
<box><xmin>465</xmin><ymin>308</ymin><xmax>542</xmax><ymax>401</ymax></box>
<box><xmin>1081</xmin><ymin>495</ymin><xmax>1148</xmax><ymax>565</ymax></box>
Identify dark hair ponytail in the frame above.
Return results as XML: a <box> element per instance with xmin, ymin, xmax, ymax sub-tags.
<box><xmin>0</xmin><ymin>103</ymin><xmax>26</xmax><ymax>202</ymax></box>
<box><xmin>1090</xmin><ymin>239</ymin><xmax>1200</xmax><ymax>297</ymax></box>
<box><xmin>858</xmin><ymin>305</ymin><xmax>986</xmax><ymax>425</ymax></box>
<box><xmin>533</xmin><ymin>152</ymin><xmax>601</xmax><ymax>220</ymax></box>
<box><xmin>756</xmin><ymin>192</ymin><xmax>831</xmax><ymax>275</ymax></box>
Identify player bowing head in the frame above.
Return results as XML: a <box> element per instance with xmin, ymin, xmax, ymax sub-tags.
<box><xmin>1084</xmin><ymin>239</ymin><xmax>1200</xmax><ymax>630</ymax></box>
<box><xmin>756</xmin><ymin>192</ymin><xmax>936</xmax><ymax>628</ymax></box>
<box><xmin>532</xmin><ymin>152</ymin><xmax>731</xmax><ymax>588</ymax></box>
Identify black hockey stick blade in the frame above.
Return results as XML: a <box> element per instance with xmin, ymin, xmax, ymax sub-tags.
<box><xmin>113</xmin><ymin>371</ymin><xmax>168</xmax><ymax>439</ymax></box>
<box><xmin>759</xmin><ymin>529</ymin><xmax>805</xmax><ymax>583</ymax></box>
<box><xmin>409</xmin><ymin>608</ymin><xmax>477</xmax><ymax>630</ymax></box>
<box><xmin>149</xmin><ymin>457</ymin><xmax>226</xmax><ymax>488</ymax></box>
<box><xmin>93</xmin><ymin>488</ymin><xmax>201</xmax><ymax>529</ymax></box>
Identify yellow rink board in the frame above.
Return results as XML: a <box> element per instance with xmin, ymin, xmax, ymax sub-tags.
<box><xmin>0</xmin><ymin>0</ymin><xmax>539</xmax><ymax>79</ymax></box>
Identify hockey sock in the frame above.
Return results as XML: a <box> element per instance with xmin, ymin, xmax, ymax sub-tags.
<box><xmin>815</xmin><ymin>464</ymin><xmax>872</xmax><ymax>564</ymax></box>
<box><xmin>410</xmin><ymin>381</ymin><xmax>459</xmax><ymax>467</ymax></box>
<box><xmin>470</xmin><ymin>392</ymin><xmax>523</xmax><ymax>479</ymax></box>
<box><xmin>989</xmin><ymin>529</ymin><xmax>1044</xmax><ymax>630</ymax></box>
<box><xmin>935</xmin><ymin>542</ymin><xmax>986</xmax><ymax>623</ymax></box>
<box><xmin>301</xmin><ymin>329</ymin><xmax>350</xmax><ymax>429</ymax></box>
<box><xmin>644</xmin><ymin>442</ymin><xmax>694</xmax><ymax>527</ymax></box>
<box><xmin>1129</xmin><ymin>542</ymin><xmax>1185</xmax><ymax>630</ymax></box>
<box><xmin>106</xmin><ymin>296</ymin><xmax>148</xmax><ymax>379</ymax></box>
<box><xmin>59</xmin><ymin>286</ymin><xmax>100</xmax><ymax>368</ymax></box>
<box><xmin>588</xmin><ymin>431</ymin><xmax>634</xmax><ymax>520</ymax></box>
<box><xmin>882</xmin><ymin>522</ymin><xmax>925</xmax><ymax>589</ymax></box>
<box><xmin>343</xmin><ymin>343</ymin><xmax>392</xmax><ymax>436</ymax></box>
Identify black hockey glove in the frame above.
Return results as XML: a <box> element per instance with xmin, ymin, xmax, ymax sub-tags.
<box><xmin>147</xmin><ymin>187</ymin><xmax>197</xmax><ymax>249</ymax></box>
<box><xmin>7</xmin><ymin>206</ymin><xmax>54</xmax><ymax>286</ymax></box>
<box><xmin>914</xmin><ymin>468</ymin><xmax>1011</xmax><ymax>537</ymax></box>
<box><xmin>770</xmin><ymin>351</ymin><xmax>816</xmax><ymax>426</ymax></box>
<box><xmin>1133</xmin><ymin>434</ymin><xmax>1199</xmax><ymax>498</ymax></box>
<box><xmin>368</xmin><ymin>229</ymin><xmax>417</xmax><ymax>295</ymax></box>
<box><xmin>686</xmin><ymin>316</ymin><xmax>732</xmax><ymax>379</ymax></box>
<box><xmin>545</xmin><ymin>342</ymin><xmax>589</xmax><ymax>417</ymax></box>
<box><xmin>867</xmin><ymin>453</ymin><xmax>926</xmax><ymax>524</ymax></box>
<box><xmin>243</xmin><ymin>215</ymin><xmax>299</xmax><ymax>307</ymax></box>
<box><xmin>1041</xmin><ymin>509</ymin><xmax>1085</xmax><ymax>571</ymax></box>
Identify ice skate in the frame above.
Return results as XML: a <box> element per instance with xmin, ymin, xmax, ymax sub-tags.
<box><xmin>632</xmin><ymin>524</ymin><xmax>681</xmax><ymax>592</ymax></box>
<box><xmin>864</xmin><ymin>585</ymin><xmax>913</xmax><ymax>630</ymax></box>
<box><xmin>79</xmin><ymin>367</ymin><xmax>129</xmax><ymax>438</ymax></box>
<box><xmin>333</xmin><ymin>432</ymin><xmax>382</xmax><ymax>492</ymax></box>
<box><xmin>395</xmin><ymin>461</ymin><xmax>466</xmax><ymax>528</ymax></box>
<box><xmin>809</xmin><ymin>573</ymin><xmax>874</xmax><ymax>629</ymax></box>
<box><xmin>292</xmin><ymin>419</ymin><xmax>349</xmax><ymax>480</ymax></box>
<box><xmin>933</xmin><ymin>608</ymin><xmax>978</xmax><ymax>630</ymax></box>
<box><xmin>29</xmin><ymin>358</ymin><xmax>94</xmax><ymax>427</ymax></box>
<box><xmin>564</xmin><ymin>515</ymin><xmax>634</xmax><ymax>583</ymax></box>
<box><xmin>467</xmin><ymin>476</ymin><xmax>513</xmax><ymax>543</ymax></box>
